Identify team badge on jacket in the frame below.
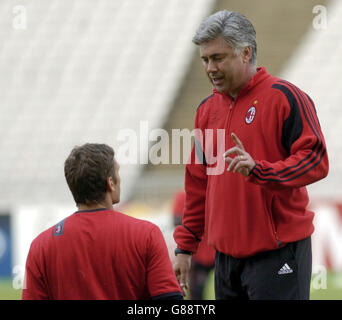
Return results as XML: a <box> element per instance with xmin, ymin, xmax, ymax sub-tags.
<box><xmin>245</xmin><ymin>106</ymin><xmax>256</xmax><ymax>124</ymax></box>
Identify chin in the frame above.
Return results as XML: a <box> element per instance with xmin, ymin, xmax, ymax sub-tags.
<box><xmin>214</xmin><ymin>85</ymin><xmax>226</xmax><ymax>93</ymax></box>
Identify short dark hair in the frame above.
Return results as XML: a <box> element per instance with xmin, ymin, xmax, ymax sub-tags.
<box><xmin>64</xmin><ymin>143</ymin><xmax>115</xmax><ymax>206</ymax></box>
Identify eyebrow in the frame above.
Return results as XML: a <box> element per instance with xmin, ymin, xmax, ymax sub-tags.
<box><xmin>200</xmin><ymin>53</ymin><xmax>226</xmax><ymax>59</ymax></box>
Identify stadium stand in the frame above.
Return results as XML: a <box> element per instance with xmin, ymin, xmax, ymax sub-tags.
<box><xmin>0</xmin><ymin>0</ymin><xmax>215</xmax><ymax>210</ymax></box>
<box><xmin>0</xmin><ymin>0</ymin><xmax>216</xmax><ymax>272</ymax></box>
<box><xmin>280</xmin><ymin>0</ymin><xmax>340</xmax><ymax>199</ymax></box>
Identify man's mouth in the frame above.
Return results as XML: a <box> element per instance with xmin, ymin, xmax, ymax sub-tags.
<box><xmin>211</xmin><ymin>77</ymin><xmax>224</xmax><ymax>86</ymax></box>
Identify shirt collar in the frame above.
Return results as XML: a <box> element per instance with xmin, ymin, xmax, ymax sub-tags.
<box><xmin>74</xmin><ymin>208</ymin><xmax>109</xmax><ymax>214</ymax></box>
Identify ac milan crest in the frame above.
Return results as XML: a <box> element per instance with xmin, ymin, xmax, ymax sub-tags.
<box><xmin>245</xmin><ymin>106</ymin><xmax>256</xmax><ymax>124</ymax></box>
<box><xmin>55</xmin><ymin>225</ymin><xmax>61</xmax><ymax>234</ymax></box>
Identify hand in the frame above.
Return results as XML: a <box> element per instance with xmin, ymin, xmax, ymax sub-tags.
<box><xmin>173</xmin><ymin>254</ymin><xmax>192</xmax><ymax>296</ymax></box>
<box><xmin>223</xmin><ymin>133</ymin><xmax>256</xmax><ymax>177</ymax></box>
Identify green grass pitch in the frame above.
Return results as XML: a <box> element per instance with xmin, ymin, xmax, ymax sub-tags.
<box><xmin>1</xmin><ymin>272</ymin><xmax>342</xmax><ymax>300</ymax></box>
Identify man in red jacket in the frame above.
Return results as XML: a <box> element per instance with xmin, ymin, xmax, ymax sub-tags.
<box><xmin>22</xmin><ymin>143</ymin><xmax>183</xmax><ymax>300</ymax></box>
<box><xmin>173</xmin><ymin>10</ymin><xmax>329</xmax><ymax>300</ymax></box>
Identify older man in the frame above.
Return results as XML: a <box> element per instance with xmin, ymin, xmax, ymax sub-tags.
<box><xmin>173</xmin><ymin>10</ymin><xmax>329</xmax><ymax>300</ymax></box>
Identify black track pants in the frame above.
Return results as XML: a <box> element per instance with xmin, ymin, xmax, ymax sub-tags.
<box><xmin>215</xmin><ymin>237</ymin><xmax>312</xmax><ymax>300</ymax></box>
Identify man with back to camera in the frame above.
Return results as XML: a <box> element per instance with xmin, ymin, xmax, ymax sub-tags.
<box><xmin>173</xmin><ymin>10</ymin><xmax>329</xmax><ymax>300</ymax></box>
<box><xmin>22</xmin><ymin>143</ymin><xmax>183</xmax><ymax>300</ymax></box>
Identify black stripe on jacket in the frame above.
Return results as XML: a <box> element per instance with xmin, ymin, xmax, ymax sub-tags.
<box><xmin>196</xmin><ymin>93</ymin><xmax>214</xmax><ymax>111</ymax></box>
<box><xmin>273</xmin><ymin>83</ymin><xmax>303</xmax><ymax>154</ymax></box>
<box><xmin>251</xmin><ymin>82</ymin><xmax>325</xmax><ymax>183</ymax></box>
<box><xmin>181</xmin><ymin>224</ymin><xmax>201</xmax><ymax>242</ymax></box>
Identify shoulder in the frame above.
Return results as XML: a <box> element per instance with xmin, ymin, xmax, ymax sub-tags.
<box><xmin>269</xmin><ymin>78</ymin><xmax>311</xmax><ymax>102</ymax></box>
<box><xmin>194</xmin><ymin>93</ymin><xmax>217</xmax><ymax>128</ymax></box>
<box><xmin>28</xmin><ymin>225</ymin><xmax>54</xmax><ymax>253</ymax></box>
<box><xmin>252</xmin><ymin>76</ymin><xmax>310</xmax><ymax>113</ymax></box>
<box><xmin>115</xmin><ymin>212</ymin><xmax>166</xmax><ymax>253</ymax></box>
<box><xmin>30</xmin><ymin>214</ymin><xmax>72</xmax><ymax>249</ymax></box>
<box><xmin>113</xmin><ymin>210</ymin><xmax>160</xmax><ymax>235</ymax></box>
<box><xmin>196</xmin><ymin>93</ymin><xmax>215</xmax><ymax>112</ymax></box>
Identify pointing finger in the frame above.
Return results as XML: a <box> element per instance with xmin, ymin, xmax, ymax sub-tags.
<box><xmin>231</xmin><ymin>133</ymin><xmax>245</xmax><ymax>151</ymax></box>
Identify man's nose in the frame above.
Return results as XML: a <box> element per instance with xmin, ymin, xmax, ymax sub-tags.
<box><xmin>206</xmin><ymin>60</ymin><xmax>218</xmax><ymax>73</ymax></box>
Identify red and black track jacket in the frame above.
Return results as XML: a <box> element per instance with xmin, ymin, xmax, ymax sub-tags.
<box><xmin>174</xmin><ymin>67</ymin><xmax>329</xmax><ymax>258</ymax></box>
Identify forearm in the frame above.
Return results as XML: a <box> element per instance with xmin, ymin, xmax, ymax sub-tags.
<box><xmin>247</xmin><ymin>146</ymin><xmax>329</xmax><ymax>189</ymax></box>
<box><xmin>173</xmin><ymin>163</ymin><xmax>206</xmax><ymax>252</ymax></box>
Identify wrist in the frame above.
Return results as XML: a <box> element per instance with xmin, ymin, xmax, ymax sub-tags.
<box><xmin>248</xmin><ymin>164</ymin><xmax>256</xmax><ymax>176</ymax></box>
<box><xmin>175</xmin><ymin>247</ymin><xmax>193</xmax><ymax>256</ymax></box>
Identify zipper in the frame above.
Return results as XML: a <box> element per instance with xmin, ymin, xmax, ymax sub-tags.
<box><xmin>224</xmin><ymin>98</ymin><xmax>235</xmax><ymax>136</ymax></box>
<box><xmin>264</xmin><ymin>190</ymin><xmax>281</xmax><ymax>248</ymax></box>
<box><xmin>229</xmin><ymin>100</ymin><xmax>234</xmax><ymax>110</ymax></box>
<box><xmin>269</xmin><ymin>209</ymin><xmax>281</xmax><ymax>247</ymax></box>
<box><xmin>274</xmin><ymin>227</ymin><xmax>281</xmax><ymax>247</ymax></box>
<box><xmin>270</xmin><ymin>207</ymin><xmax>281</xmax><ymax>247</ymax></box>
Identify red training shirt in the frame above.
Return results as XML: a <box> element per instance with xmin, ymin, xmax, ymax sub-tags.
<box><xmin>22</xmin><ymin>208</ymin><xmax>182</xmax><ymax>300</ymax></box>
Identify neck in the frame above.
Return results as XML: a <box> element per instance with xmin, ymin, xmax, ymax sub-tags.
<box><xmin>78</xmin><ymin>196</ymin><xmax>114</xmax><ymax>211</ymax></box>
<box><xmin>229</xmin><ymin>64</ymin><xmax>257</xmax><ymax>98</ymax></box>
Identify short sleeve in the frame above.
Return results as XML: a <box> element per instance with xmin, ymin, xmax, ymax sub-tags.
<box><xmin>21</xmin><ymin>241</ymin><xmax>49</xmax><ymax>300</ymax></box>
<box><xmin>146</xmin><ymin>225</ymin><xmax>183</xmax><ymax>298</ymax></box>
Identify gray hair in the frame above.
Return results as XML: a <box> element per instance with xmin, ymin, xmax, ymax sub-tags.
<box><xmin>193</xmin><ymin>10</ymin><xmax>257</xmax><ymax>65</ymax></box>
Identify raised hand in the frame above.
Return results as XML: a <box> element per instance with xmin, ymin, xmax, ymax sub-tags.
<box><xmin>223</xmin><ymin>133</ymin><xmax>256</xmax><ymax>177</ymax></box>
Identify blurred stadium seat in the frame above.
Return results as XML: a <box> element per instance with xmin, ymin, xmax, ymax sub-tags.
<box><xmin>280</xmin><ymin>0</ymin><xmax>341</xmax><ymax>199</ymax></box>
<box><xmin>0</xmin><ymin>0</ymin><xmax>215</xmax><ymax>209</ymax></box>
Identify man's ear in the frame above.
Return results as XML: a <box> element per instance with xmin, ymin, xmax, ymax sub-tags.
<box><xmin>107</xmin><ymin>176</ymin><xmax>115</xmax><ymax>192</ymax></box>
<box><xmin>242</xmin><ymin>46</ymin><xmax>252</xmax><ymax>64</ymax></box>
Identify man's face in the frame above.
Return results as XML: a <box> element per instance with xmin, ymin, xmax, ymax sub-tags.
<box><xmin>111</xmin><ymin>158</ymin><xmax>121</xmax><ymax>204</ymax></box>
<box><xmin>199</xmin><ymin>36</ymin><xmax>248</xmax><ymax>96</ymax></box>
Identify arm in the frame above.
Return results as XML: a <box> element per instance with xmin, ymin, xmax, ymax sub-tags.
<box><xmin>21</xmin><ymin>242</ymin><xmax>49</xmax><ymax>300</ymax></box>
<box><xmin>224</xmin><ymin>83</ymin><xmax>329</xmax><ymax>189</ymax></box>
<box><xmin>146</xmin><ymin>225</ymin><xmax>183</xmax><ymax>300</ymax></box>
<box><xmin>173</xmin><ymin>111</ymin><xmax>208</xmax><ymax>294</ymax></box>
<box><xmin>173</xmin><ymin>252</ymin><xmax>192</xmax><ymax>296</ymax></box>
<box><xmin>173</xmin><ymin>110</ymin><xmax>207</xmax><ymax>252</ymax></box>
<box><xmin>249</xmin><ymin>84</ymin><xmax>328</xmax><ymax>189</ymax></box>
